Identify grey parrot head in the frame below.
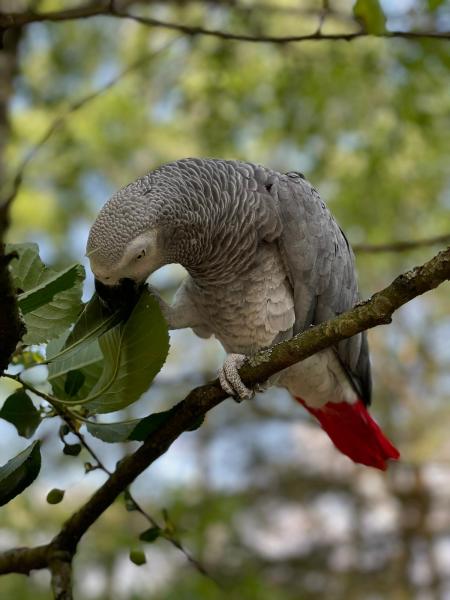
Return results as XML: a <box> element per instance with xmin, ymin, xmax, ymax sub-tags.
<box><xmin>86</xmin><ymin>178</ymin><xmax>168</xmax><ymax>311</ymax></box>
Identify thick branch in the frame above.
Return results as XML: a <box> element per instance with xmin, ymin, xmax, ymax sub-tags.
<box><xmin>0</xmin><ymin>4</ymin><xmax>448</xmax><ymax>42</ymax></box>
<box><xmin>0</xmin><ymin>26</ymin><xmax>25</xmax><ymax>372</ymax></box>
<box><xmin>0</xmin><ymin>544</ymin><xmax>50</xmax><ymax>575</ymax></box>
<box><xmin>0</xmin><ymin>244</ymin><xmax>448</xmax><ymax>577</ymax></box>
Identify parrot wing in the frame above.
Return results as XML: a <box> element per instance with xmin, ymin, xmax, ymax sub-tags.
<box><xmin>275</xmin><ymin>173</ymin><xmax>372</xmax><ymax>406</ymax></box>
<box><xmin>272</xmin><ymin>173</ymin><xmax>400</xmax><ymax>470</ymax></box>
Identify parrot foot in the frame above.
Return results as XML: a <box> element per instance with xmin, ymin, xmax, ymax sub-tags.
<box><xmin>218</xmin><ymin>353</ymin><xmax>254</xmax><ymax>402</ymax></box>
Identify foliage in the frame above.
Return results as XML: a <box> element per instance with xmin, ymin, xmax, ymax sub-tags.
<box><xmin>0</xmin><ymin>388</ymin><xmax>41</xmax><ymax>439</ymax></box>
<box><xmin>353</xmin><ymin>0</ymin><xmax>386</xmax><ymax>34</ymax></box>
<box><xmin>0</xmin><ymin>243</ymin><xmax>169</xmax><ymax>505</ymax></box>
<box><xmin>46</xmin><ymin>487</ymin><xmax>65</xmax><ymax>504</ymax></box>
<box><xmin>6</xmin><ymin>243</ymin><xmax>85</xmax><ymax>344</ymax></box>
<box><xmin>0</xmin><ymin>0</ymin><xmax>449</xmax><ymax>599</ymax></box>
<box><xmin>0</xmin><ymin>441</ymin><xmax>41</xmax><ymax>506</ymax></box>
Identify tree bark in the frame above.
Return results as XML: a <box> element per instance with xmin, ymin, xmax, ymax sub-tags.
<box><xmin>0</xmin><ymin>24</ymin><xmax>25</xmax><ymax>372</ymax></box>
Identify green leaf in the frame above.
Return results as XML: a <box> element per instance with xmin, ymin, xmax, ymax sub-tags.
<box><xmin>59</xmin><ymin>424</ymin><xmax>70</xmax><ymax>437</ymax></box>
<box><xmin>46</xmin><ymin>295</ymin><xmax>121</xmax><ymax>403</ymax></box>
<box><xmin>6</xmin><ymin>243</ymin><xmax>84</xmax><ymax>344</ymax></box>
<box><xmin>129</xmin><ymin>549</ymin><xmax>147</xmax><ymax>566</ymax></box>
<box><xmin>0</xmin><ymin>441</ymin><xmax>41</xmax><ymax>506</ymax></box>
<box><xmin>48</xmin><ymin>294</ymin><xmax>120</xmax><ymax>363</ymax></box>
<box><xmin>49</xmin><ymin>351</ymin><xmax>103</xmax><ymax>402</ymax></box>
<box><xmin>139</xmin><ymin>527</ymin><xmax>161</xmax><ymax>543</ymax></box>
<box><xmin>81</xmin><ymin>290</ymin><xmax>169</xmax><ymax>414</ymax></box>
<box><xmin>428</xmin><ymin>0</ymin><xmax>445</xmax><ymax>9</ymax></box>
<box><xmin>64</xmin><ymin>370</ymin><xmax>86</xmax><ymax>397</ymax></box>
<box><xmin>47</xmin><ymin>333</ymin><xmax>103</xmax><ymax>402</ymax></box>
<box><xmin>46</xmin><ymin>488</ymin><xmax>65</xmax><ymax>504</ymax></box>
<box><xmin>0</xmin><ymin>389</ymin><xmax>41</xmax><ymax>438</ymax></box>
<box><xmin>18</xmin><ymin>264</ymin><xmax>83</xmax><ymax>315</ymax></box>
<box><xmin>86</xmin><ymin>419</ymin><xmax>141</xmax><ymax>443</ymax></box>
<box><xmin>128</xmin><ymin>408</ymin><xmax>176</xmax><ymax>441</ymax></box>
<box><xmin>86</xmin><ymin>406</ymin><xmax>203</xmax><ymax>443</ymax></box>
<box><xmin>86</xmin><ymin>407</ymin><xmax>176</xmax><ymax>443</ymax></box>
<box><xmin>49</xmin><ymin>289</ymin><xmax>169</xmax><ymax>413</ymax></box>
<box><xmin>353</xmin><ymin>0</ymin><xmax>386</xmax><ymax>34</ymax></box>
<box><xmin>63</xmin><ymin>442</ymin><xmax>82</xmax><ymax>456</ymax></box>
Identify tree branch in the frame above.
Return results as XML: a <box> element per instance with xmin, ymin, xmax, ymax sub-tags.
<box><xmin>63</xmin><ymin>406</ymin><xmax>216</xmax><ymax>581</ymax></box>
<box><xmin>0</xmin><ymin>26</ymin><xmax>25</xmax><ymax>373</ymax></box>
<box><xmin>0</xmin><ymin>37</ymin><xmax>179</xmax><ymax>208</ymax></box>
<box><xmin>0</xmin><ymin>244</ymin><xmax>449</xmax><ymax>578</ymax></box>
<box><xmin>2</xmin><ymin>373</ymin><xmax>217</xmax><ymax>582</ymax></box>
<box><xmin>0</xmin><ymin>544</ymin><xmax>50</xmax><ymax>575</ymax></box>
<box><xmin>353</xmin><ymin>233</ymin><xmax>450</xmax><ymax>254</ymax></box>
<box><xmin>49</xmin><ymin>553</ymin><xmax>73</xmax><ymax>600</ymax></box>
<box><xmin>0</xmin><ymin>3</ymin><xmax>448</xmax><ymax>43</ymax></box>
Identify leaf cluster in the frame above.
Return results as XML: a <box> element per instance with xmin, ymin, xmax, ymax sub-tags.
<box><xmin>0</xmin><ymin>243</ymin><xmax>169</xmax><ymax>506</ymax></box>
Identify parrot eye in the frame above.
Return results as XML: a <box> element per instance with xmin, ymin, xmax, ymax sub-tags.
<box><xmin>135</xmin><ymin>249</ymin><xmax>146</xmax><ymax>261</ymax></box>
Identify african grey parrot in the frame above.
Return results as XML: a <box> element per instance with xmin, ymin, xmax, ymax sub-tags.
<box><xmin>87</xmin><ymin>158</ymin><xmax>399</xmax><ymax>470</ymax></box>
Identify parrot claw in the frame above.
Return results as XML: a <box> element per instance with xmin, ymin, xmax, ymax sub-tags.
<box><xmin>218</xmin><ymin>353</ymin><xmax>254</xmax><ymax>402</ymax></box>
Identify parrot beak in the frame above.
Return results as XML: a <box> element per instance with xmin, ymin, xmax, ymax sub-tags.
<box><xmin>94</xmin><ymin>277</ymin><xmax>144</xmax><ymax>315</ymax></box>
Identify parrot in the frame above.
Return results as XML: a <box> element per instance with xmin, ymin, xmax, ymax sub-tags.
<box><xmin>87</xmin><ymin>158</ymin><xmax>400</xmax><ymax>470</ymax></box>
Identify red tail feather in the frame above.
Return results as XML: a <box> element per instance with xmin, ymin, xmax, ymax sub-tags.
<box><xmin>295</xmin><ymin>397</ymin><xmax>400</xmax><ymax>470</ymax></box>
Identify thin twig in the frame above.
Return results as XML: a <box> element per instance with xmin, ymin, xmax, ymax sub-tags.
<box><xmin>353</xmin><ymin>233</ymin><xmax>450</xmax><ymax>254</ymax></box>
<box><xmin>314</xmin><ymin>0</ymin><xmax>330</xmax><ymax>36</ymax></box>
<box><xmin>1</xmin><ymin>372</ymin><xmax>216</xmax><ymax>582</ymax></box>
<box><xmin>112</xmin><ymin>10</ymin><xmax>450</xmax><ymax>43</ymax></box>
<box><xmin>0</xmin><ymin>4</ymin><xmax>448</xmax><ymax>42</ymax></box>
<box><xmin>129</xmin><ymin>496</ymin><xmax>217</xmax><ymax>581</ymax></box>
<box><xmin>0</xmin><ymin>36</ymin><xmax>180</xmax><ymax>208</ymax></box>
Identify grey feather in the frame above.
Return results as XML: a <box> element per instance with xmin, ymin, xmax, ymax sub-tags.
<box><xmin>273</xmin><ymin>172</ymin><xmax>372</xmax><ymax>404</ymax></box>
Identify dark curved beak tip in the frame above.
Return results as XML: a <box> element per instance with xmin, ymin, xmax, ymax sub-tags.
<box><xmin>94</xmin><ymin>277</ymin><xmax>143</xmax><ymax>314</ymax></box>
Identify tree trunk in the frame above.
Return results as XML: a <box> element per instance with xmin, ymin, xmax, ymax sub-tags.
<box><xmin>0</xmin><ymin>24</ymin><xmax>26</xmax><ymax>372</ymax></box>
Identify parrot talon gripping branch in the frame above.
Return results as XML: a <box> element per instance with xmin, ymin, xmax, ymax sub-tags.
<box><xmin>87</xmin><ymin>157</ymin><xmax>400</xmax><ymax>470</ymax></box>
<box><xmin>218</xmin><ymin>353</ymin><xmax>254</xmax><ymax>401</ymax></box>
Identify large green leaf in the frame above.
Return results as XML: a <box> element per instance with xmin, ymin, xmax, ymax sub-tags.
<box><xmin>47</xmin><ymin>294</ymin><xmax>120</xmax><ymax>362</ymax></box>
<box><xmin>83</xmin><ymin>291</ymin><xmax>169</xmax><ymax>414</ymax></box>
<box><xmin>0</xmin><ymin>441</ymin><xmax>41</xmax><ymax>506</ymax></box>
<box><xmin>0</xmin><ymin>389</ymin><xmax>42</xmax><ymax>438</ymax></box>
<box><xmin>6</xmin><ymin>243</ymin><xmax>84</xmax><ymax>344</ymax></box>
<box><xmin>46</xmin><ymin>295</ymin><xmax>121</xmax><ymax>402</ymax></box>
<box><xmin>48</xmin><ymin>289</ymin><xmax>168</xmax><ymax>413</ymax></box>
<box><xmin>353</xmin><ymin>0</ymin><xmax>386</xmax><ymax>34</ymax></box>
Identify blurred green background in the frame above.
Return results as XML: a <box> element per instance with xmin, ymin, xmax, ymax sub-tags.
<box><xmin>1</xmin><ymin>0</ymin><xmax>449</xmax><ymax>598</ymax></box>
